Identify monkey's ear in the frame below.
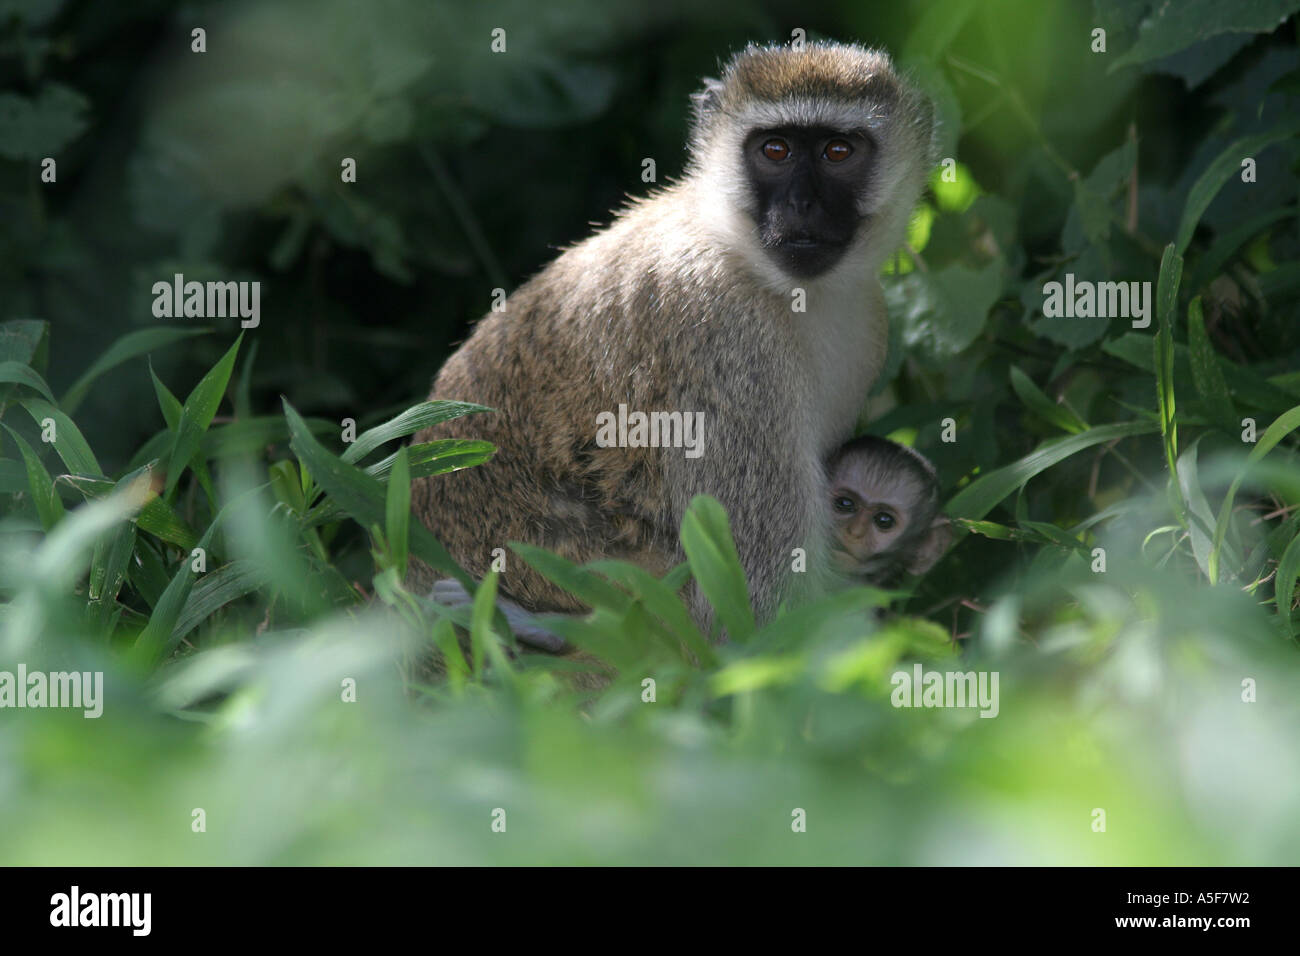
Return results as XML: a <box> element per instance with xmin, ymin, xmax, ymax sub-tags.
<box><xmin>906</xmin><ymin>515</ymin><xmax>952</xmax><ymax>576</ymax></box>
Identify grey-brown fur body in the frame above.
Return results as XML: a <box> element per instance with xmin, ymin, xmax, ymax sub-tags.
<box><xmin>412</xmin><ymin>42</ymin><xmax>935</xmax><ymax>630</ymax></box>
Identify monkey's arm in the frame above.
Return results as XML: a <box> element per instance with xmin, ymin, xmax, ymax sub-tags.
<box><xmin>429</xmin><ymin>579</ymin><xmax>569</xmax><ymax>653</ymax></box>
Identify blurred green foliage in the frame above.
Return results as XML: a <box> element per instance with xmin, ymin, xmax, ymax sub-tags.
<box><xmin>2</xmin><ymin>0</ymin><xmax>1299</xmax><ymax>864</ymax></box>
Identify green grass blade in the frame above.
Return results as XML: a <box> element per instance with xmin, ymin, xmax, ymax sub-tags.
<box><xmin>61</xmin><ymin>326</ymin><xmax>211</xmax><ymax>415</ymax></box>
<box><xmin>172</xmin><ymin>559</ymin><xmax>265</xmax><ymax>644</ymax></box>
<box><xmin>1208</xmin><ymin>404</ymin><xmax>1300</xmax><ymax>583</ymax></box>
<box><xmin>149</xmin><ymin>360</ymin><xmax>183</xmax><ymax>429</ymax></box>
<box><xmin>1010</xmin><ymin>366</ymin><xmax>1087</xmax><ymax>433</ymax></box>
<box><xmin>165</xmin><ymin>334</ymin><xmax>242</xmax><ymax>496</ymax></box>
<box><xmin>0</xmin><ymin>360</ymin><xmax>55</xmax><ymax>402</ymax></box>
<box><xmin>3</xmin><ymin>424</ymin><xmax>65</xmax><ymax>529</ymax></box>
<box><xmin>282</xmin><ymin>397</ymin><xmax>474</xmax><ymax>590</ymax></box>
<box><xmin>1174</xmin><ymin>117</ymin><xmax>1300</xmax><ymax>255</ymax></box>
<box><xmin>1154</xmin><ymin>244</ymin><xmax>1183</xmax><ymax>513</ymax></box>
<box><xmin>386</xmin><ymin>446</ymin><xmax>411</xmax><ymax>577</ymax></box>
<box><xmin>509</xmin><ymin>542</ymin><xmax>632</xmax><ymax>613</ymax></box>
<box><xmin>19</xmin><ymin>398</ymin><xmax>102</xmax><ymax>476</ymax></box>
<box><xmin>1274</xmin><ymin>533</ymin><xmax>1300</xmax><ymax>638</ymax></box>
<box><xmin>1186</xmin><ymin>297</ymin><xmax>1236</xmax><ymax>434</ymax></box>
<box><xmin>58</xmin><ymin>471</ymin><xmax>199</xmax><ymax>551</ymax></box>
<box><xmin>946</xmin><ymin>421</ymin><xmax>1156</xmax><ymax>520</ymax></box>
<box><xmin>340</xmin><ymin>400</ymin><xmax>491</xmax><ymax>464</ymax></box>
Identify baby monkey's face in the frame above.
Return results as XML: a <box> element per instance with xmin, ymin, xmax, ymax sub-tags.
<box><xmin>828</xmin><ymin>474</ymin><xmax>926</xmax><ymax>579</ymax></box>
<box><xmin>826</xmin><ymin>444</ymin><xmax>951</xmax><ymax>583</ymax></box>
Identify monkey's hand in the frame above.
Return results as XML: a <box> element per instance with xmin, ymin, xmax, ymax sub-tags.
<box><xmin>429</xmin><ymin>579</ymin><xmax>569</xmax><ymax>653</ymax></box>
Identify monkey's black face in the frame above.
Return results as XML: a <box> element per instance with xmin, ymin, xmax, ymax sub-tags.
<box><xmin>743</xmin><ymin>125</ymin><xmax>874</xmax><ymax>279</ymax></box>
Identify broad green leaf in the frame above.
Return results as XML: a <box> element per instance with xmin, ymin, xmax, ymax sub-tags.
<box><xmin>62</xmin><ymin>326</ymin><xmax>210</xmax><ymax>414</ymax></box>
<box><xmin>1110</xmin><ymin>0</ymin><xmax>1300</xmax><ymax>72</ymax></box>
<box><xmin>896</xmin><ymin>260</ymin><xmax>1001</xmax><ymax>361</ymax></box>
<box><xmin>679</xmin><ymin>495</ymin><xmax>755</xmax><ymax>643</ymax></box>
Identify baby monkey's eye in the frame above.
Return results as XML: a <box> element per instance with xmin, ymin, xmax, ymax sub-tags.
<box><xmin>833</xmin><ymin>496</ymin><xmax>857</xmax><ymax>514</ymax></box>
<box><xmin>823</xmin><ymin>139</ymin><xmax>853</xmax><ymax>162</ymax></box>
<box><xmin>762</xmin><ymin>138</ymin><xmax>791</xmax><ymax>161</ymax></box>
<box><xmin>872</xmin><ymin>511</ymin><xmax>896</xmax><ymax>530</ymax></box>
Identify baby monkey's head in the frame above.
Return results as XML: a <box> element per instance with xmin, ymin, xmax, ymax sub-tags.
<box><xmin>826</xmin><ymin>435</ymin><xmax>950</xmax><ymax>584</ymax></box>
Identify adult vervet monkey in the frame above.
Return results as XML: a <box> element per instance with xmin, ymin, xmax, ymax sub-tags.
<box><xmin>412</xmin><ymin>41</ymin><xmax>936</xmax><ymax>632</ymax></box>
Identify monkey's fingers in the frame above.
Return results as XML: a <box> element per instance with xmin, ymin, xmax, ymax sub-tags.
<box><xmin>430</xmin><ymin>579</ymin><xmax>570</xmax><ymax>653</ymax></box>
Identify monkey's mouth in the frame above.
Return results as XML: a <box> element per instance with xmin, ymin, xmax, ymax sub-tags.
<box><xmin>771</xmin><ymin>237</ymin><xmax>850</xmax><ymax>278</ymax></box>
<box><xmin>830</xmin><ymin>546</ymin><xmax>867</xmax><ymax>574</ymax></box>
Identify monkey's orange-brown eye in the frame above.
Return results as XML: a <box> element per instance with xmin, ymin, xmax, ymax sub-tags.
<box><xmin>872</xmin><ymin>511</ymin><xmax>896</xmax><ymax>530</ymax></box>
<box><xmin>762</xmin><ymin>138</ymin><xmax>790</xmax><ymax>161</ymax></box>
<box><xmin>824</xmin><ymin>139</ymin><xmax>853</xmax><ymax>162</ymax></box>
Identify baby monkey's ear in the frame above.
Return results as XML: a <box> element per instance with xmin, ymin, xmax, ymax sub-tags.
<box><xmin>905</xmin><ymin>515</ymin><xmax>952</xmax><ymax>576</ymax></box>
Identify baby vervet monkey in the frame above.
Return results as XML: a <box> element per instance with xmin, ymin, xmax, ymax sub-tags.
<box><xmin>826</xmin><ymin>435</ymin><xmax>950</xmax><ymax>586</ymax></box>
<box><xmin>432</xmin><ymin>436</ymin><xmax>951</xmax><ymax>654</ymax></box>
<box><xmin>411</xmin><ymin>41</ymin><xmax>936</xmax><ymax>630</ymax></box>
